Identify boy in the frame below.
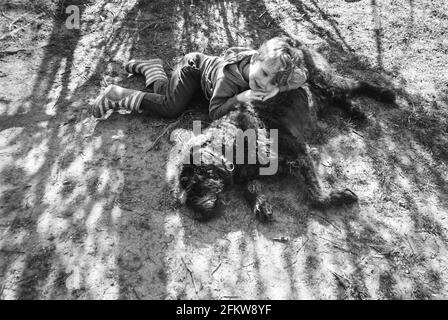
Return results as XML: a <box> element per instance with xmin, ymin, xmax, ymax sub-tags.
<box><xmin>92</xmin><ymin>36</ymin><xmax>307</xmax><ymax>120</ymax></box>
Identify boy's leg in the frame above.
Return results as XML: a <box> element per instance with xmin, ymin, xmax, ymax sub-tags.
<box><xmin>124</xmin><ymin>58</ymin><xmax>168</xmax><ymax>90</ymax></box>
<box><xmin>139</xmin><ymin>61</ymin><xmax>201</xmax><ymax>117</ymax></box>
<box><xmin>92</xmin><ymin>53</ymin><xmax>203</xmax><ymax>118</ymax></box>
<box><xmin>91</xmin><ymin>85</ymin><xmax>146</xmax><ymax>118</ymax></box>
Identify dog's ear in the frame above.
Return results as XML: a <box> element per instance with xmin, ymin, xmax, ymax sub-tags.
<box><xmin>268</xmin><ymin>90</ymin><xmax>313</xmax><ymax>141</ymax></box>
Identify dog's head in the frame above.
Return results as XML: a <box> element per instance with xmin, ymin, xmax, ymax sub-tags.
<box><xmin>167</xmin><ymin>128</ymin><xmax>234</xmax><ymax>221</ymax></box>
<box><xmin>180</xmin><ymin>148</ymin><xmax>233</xmax><ymax>220</ymax></box>
<box><xmin>252</xmin><ymin>88</ymin><xmax>315</xmax><ymax>142</ymax></box>
<box><xmin>177</xmin><ymin>146</ymin><xmax>234</xmax><ymax>221</ymax></box>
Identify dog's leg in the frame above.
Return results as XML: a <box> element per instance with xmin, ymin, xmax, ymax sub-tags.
<box><xmin>291</xmin><ymin>153</ymin><xmax>328</xmax><ymax>207</ymax></box>
<box><xmin>348</xmin><ymin>80</ymin><xmax>396</xmax><ymax>104</ymax></box>
<box><xmin>244</xmin><ymin>179</ymin><xmax>273</xmax><ymax>222</ymax></box>
<box><xmin>334</xmin><ymin>96</ymin><xmax>369</xmax><ymax>122</ymax></box>
<box><xmin>310</xmin><ymin>62</ymin><xmax>396</xmax><ymax>105</ymax></box>
<box><xmin>291</xmin><ymin>151</ymin><xmax>358</xmax><ymax>209</ymax></box>
<box><xmin>302</xmin><ymin>45</ymin><xmax>395</xmax><ymax>105</ymax></box>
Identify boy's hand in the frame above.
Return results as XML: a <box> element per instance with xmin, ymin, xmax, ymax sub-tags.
<box><xmin>236</xmin><ymin>90</ymin><xmax>267</xmax><ymax>103</ymax></box>
<box><xmin>262</xmin><ymin>87</ymin><xmax>279</xmax><ymax>101</ymax></box>
<box><xmin>237</xmin><ymin>88</ymin><xmax>280</xmax><ymax>103</ymax></box>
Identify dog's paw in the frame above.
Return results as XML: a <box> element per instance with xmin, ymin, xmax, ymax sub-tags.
<box><xmin>347</xmin><ymin>104</ymin><xmax>368</xmax><ymax>122</ymax></box>
<box><xmin>253</xmin><ymin>196</ymin><xmax>274</xmax><ymax>223</ymax></box>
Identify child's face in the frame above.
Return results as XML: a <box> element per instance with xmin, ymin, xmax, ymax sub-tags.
<box><xmin>248</xmin><ymin>56</ymin><xmax>282</xmax><ymax>93</ymax></box>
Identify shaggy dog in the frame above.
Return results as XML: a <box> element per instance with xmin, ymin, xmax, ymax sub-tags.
<box><xmin>166</xmin><ymin>41</ymin><xmax>395</xmax><ymax>222</ymax></box>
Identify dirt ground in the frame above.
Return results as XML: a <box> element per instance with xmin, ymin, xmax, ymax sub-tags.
<box><xmin>0</xmin><ymin>0</ymin><xmax>447</xmax><ymax>300</ymax></box>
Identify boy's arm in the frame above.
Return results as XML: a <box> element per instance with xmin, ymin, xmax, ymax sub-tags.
<box><xmin>278</xmin><ymin>68</ymin><xmax>307</xmax><ymax>92</ymax></box>
<box><xmin>208</xmin><ymin>78</ymin><xmax>240</xmax><ymax>120</ymax></box>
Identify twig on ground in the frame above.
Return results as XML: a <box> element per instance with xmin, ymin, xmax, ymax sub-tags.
<box><xmin>285</xmin><ymin>238</ymin><xmax>309</xmax><ymax>268</ymax></box>
<box><xmin>405</xmin><ymin>234</ymin><xmax>415</xmax><ymax>255</ymax></box>
<box><xmin>1</xmin><ymin>10</ymin><xmax>13</xmax><ymax>20</ymax></box>
<box><xmin>0</xmin><ymin>23</ymin><xmax>30</xmax><ymax>41</ymax></box>
<box><xmin>71</xmin><ymin>62</ymin><xmax>89</xmax><ymax>81</ymax></box>
<box><xmin>272</xmin><ymin>236</ymin><xmax>290</xmax><ymax>243</ymax></box>
<box><xmin>238</xmin><ymin>262</ymin><xmax>255</xmax><ymax>270</ymax></box>
<box><xmin>7</xmin><ymin>12</ymin><xmax>44</xmax><ymax>32</ymax></box>
<box><xmin>366</xmin><ymin>143</ymin><xmax>380</xmax><ymax>152</ymax></box>
<box><xmin>8</xmin><ymin>15</ymin><xmax>25</xmax><ymax>30</ymax></box>
<box><xmin>309</xmin><ymin>213</ymin><xmax>342</xmax><ymax>232</ymax></box>
<box><xmin>258</xmin><ymin>11</ymin><xmax>267</xmax><ymax>18</ymax></box>
<box><xmin>332</xmin><ymin>244</ymin><xmax>357</xmax><ymax>255</ymax></box>
<box><xmin>369</xmin><ymin>244</ymin><xmax>398</xmax><ymax>257</ymax></box>
<box><xmin>352</xmin><ymin>129</ymin><xmax>365</xmax><ymax>138</ymax></box>
<box><xmin>137</xmin><ymin>22</ymin><xmax>157</xmax><ymax>33</ymax></box>
<box><xmin>15</xmin><ymin>273</ymin><xmax>39</xmax><ymax>285</ymax></box>
<box><xmin>211</xmin><ymin>262</ymin><xmax>222</xmax><ymax>276</ymax></box>
<box><xmin>181</xmin><ymin>257</ymin><xmax>198</xmax><ymax>294</ymax></box>
<box><xmin>132</xmin><ymin>287</ymin><xmax>142</xmax><ymax>300</ymax></box>
<box><xmin>0</xmin><ymin>282</ymin><xmax>7</xmax><ymax>299</ymax></box>
<box><xmin>311</xmin><ymin>232</ymin><xmax>342</xmax><ymax>247</ymax></box>
<box><xmin>152</xmin><ymin>31</ymin><xmax>158</xmax><ymax>43</ymax></box>
<box><xmin>331</xmin><ymin>270</ymin><xmax>351</xmax><ymax>289</ymax></box>
<box><xmin>0</xmin><ymin>249</ymin><xmax>25</xmax><ymax>254</ymax></box>
<box><xmin>0</xmin><ymin>44</ymin><xmax>56</xmax><ymax>58</ymax></box>
<box><xmin>146</xmin><ymin>121</ymin><xmax>179</xmax><ymax>152</ymax></box>
<box><xmin>313</xmin><ymin>233</ymin><xmax>358</xmax><ymax>255</ymax></box>
<box><xmin>296</xmin><ymin>238</ymin><xmax>309</xmax><ymax>255</ymax></box>
<box><xmin>146</xmin><ymin>109</ymin><xmax>194</xmax><ymax>152</ymax></box>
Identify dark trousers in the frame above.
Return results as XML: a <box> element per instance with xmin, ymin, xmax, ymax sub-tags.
<box><xmin>140</xmin><ymin>52</ymin><xmax>209</xmax><ymax>118</ymax></box>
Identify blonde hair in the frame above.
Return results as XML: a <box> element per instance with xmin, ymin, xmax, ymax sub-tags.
<box><xmin>254</xmin><ymin>37</ymin><xmax>301</xmax><ymax>86</ymax></box>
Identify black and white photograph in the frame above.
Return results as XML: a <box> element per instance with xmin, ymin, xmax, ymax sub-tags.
<box><xmin>0</xmin><ymin>0</ymin><xmax>447</xmax><ymax>302</ymax></box>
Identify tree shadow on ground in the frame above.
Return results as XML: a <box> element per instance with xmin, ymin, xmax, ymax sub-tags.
<box><xmin>0</xmin><ymin>0</ymin><xmax>178</xmax><ymax>299</ymax></box>
<box><xmin>1</xmin><ymin>0</ymin><xmax>447</xmax><ymax>300</ymax></box>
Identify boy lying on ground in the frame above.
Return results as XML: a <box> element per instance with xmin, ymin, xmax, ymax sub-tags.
<box><xmin>91</xmin><ymin>36</ymin><xmax>307</xmax><ymax>120</ymax></box>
